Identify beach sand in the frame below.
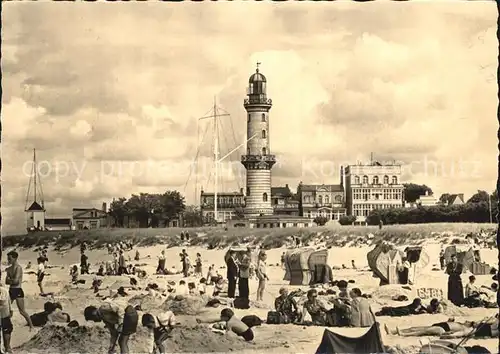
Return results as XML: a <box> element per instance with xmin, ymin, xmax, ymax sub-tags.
<box><xmin>3</xmin><ymin>240</ymin><xmax>498</xmax><ymax>353</ymax></box>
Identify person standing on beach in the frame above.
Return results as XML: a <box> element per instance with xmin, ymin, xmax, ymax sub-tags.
<box><xmin>226</xmin><ymin>251</ymin><xmax>238</xmax><ymax>298</ymax></box>
<box><xmin>194</xmin><ymin>253</ymin><xmax>203</xmax><ymax>278</ymax></box>
<box><xmin>238</xmin><ymin>251</ymin><xmax>251</xmax><ymax>300</ymax></box>
<box><xmin>5</xmin><ymin>251</ymin><xmax>34</xmax><ymax>330</ymax></box>
<box><xmin>84</xmin><ymin>299</ymin><xmax>139</xmax><ymax>354</ymax></box>
<box><xmin>80</xmin><ymin>251</ymin><xmax>90</xmax><ymax>275</ymax></box>
<box><xmin>157</xmin><ymin>250</ymin><xmax>167</xmax><ymax>275</ymax></box>
<box><xmin>446</xmin><ymin>254</ymin><xmax>464</xmax><ymax>306</ymax></box>
<box><xmin>36</xmin><ymin>256</ymin><xmax>46</xmax><ymax>295</ymax></box>
<box><xmin>256</xmin><ymin>252</ymin><xmax>269</xmax><ymax>302</ymax></box>
<box><xmin>0</xmin><ymin>286</ymin><xmax>13</xmax><ymax>353</ymax></box>
<box><xmin>181</xmin><ymin>250</ymin><xmax>190</xmax><ymax>278</ymax></box>
<box><xmin>118</xmin><ymin>250</ymin><xmax>128</xmax><ymax>275</ymax></box>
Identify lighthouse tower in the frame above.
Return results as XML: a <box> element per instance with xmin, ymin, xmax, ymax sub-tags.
<box><xmin>241</xmin><ymin>64</ymin><xmax>276</xmax><ymax>217</ymax></box>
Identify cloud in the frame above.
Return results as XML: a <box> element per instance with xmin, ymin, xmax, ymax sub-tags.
<box><xmin>2</xmin><ymin>2</ymin><xmax>496</xmax><ymax>235</ymax></box>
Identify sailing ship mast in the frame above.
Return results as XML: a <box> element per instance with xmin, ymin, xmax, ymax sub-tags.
<box><xmin>25</xmin><ymin>148</ymin><xmax>45</xmax><ymax>211</ymax></box>
<box><xmin>198</xmin><ymin>97</ymin><xmax>230</xmax><ymax>223</ymax></box>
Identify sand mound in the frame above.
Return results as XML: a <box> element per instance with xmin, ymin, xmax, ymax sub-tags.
<box><xmin>162</xmin><ymin>295</ymin><xmax>208</xmax><ymax>315</ymax></box>
<box><xmin>168</xmin><ymin>325</ymin><xmax>261</xmax><ymax>352</ymax></box>
<box><xmin>128</xmin><ymin>293</ymin><xmax>167</xmax><ymax>312</ymax></box>
<box><xmin>18</xmin><ymin>324</ymin><xmax>270</xmax><ymax>354</ymax></box>
<box><xmin>18</xmin><ymin>325</ymin><xmax>149</xmax><ymax>353</ymax></box>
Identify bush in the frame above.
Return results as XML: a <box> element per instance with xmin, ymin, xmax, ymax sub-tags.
<box><xmin>366</xmin><ymin>202</ymin><xmax>495</xmax><ymax>225</ymax></box>
<box><xmin>339</xmin><ymin>215</ymin><xmax>356</xmax><ymax>225</ymax></box>
<box><xmin>313</xmin><ymin>216</ymin><xmax>329</xmax><ymax>226</ymax></box>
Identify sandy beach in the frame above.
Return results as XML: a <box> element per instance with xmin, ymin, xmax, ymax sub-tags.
<box><xmin>2</xmin><ymin>233</ymin><xmax>498</xmax><ymax>354</ymax></box>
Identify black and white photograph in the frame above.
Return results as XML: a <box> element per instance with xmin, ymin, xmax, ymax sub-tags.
<box><xmin>0</xmin><ymin>2</ymin><xmax>498</xmax><ymax>354</ymax></box>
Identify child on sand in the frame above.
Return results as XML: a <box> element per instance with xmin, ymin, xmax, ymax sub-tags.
<box><xmin>84</xmin><ymin>299</ymin><xmax>139</xmax><ymax>354</ymax></box>
<box><xmin>142</xmin><ymin>310</ymin><xmax>176</xmax><ymax>354</ymax></box>
<box><xmin>37</xmin><ymin>256</ymin><xmax>46</xmax><ymax>295</ymax></box>
<box><xmin>70</xmin><ymin>265</ymin><xmax>79</xmax><ymax>284</ymax></box>
<box><xmin>220</xmin><ymin>308</ymin><xmax>254</xmax><ymax>341</ymax></box>
<box><xmin>196</xmin><ymin>308</ymin><xmax>254</xmax><ymax>342</ymax></box>
<box><xmin>194</xmin><ymin>253</ymin><xmax>203</xmax><ymax>277</ymax></box>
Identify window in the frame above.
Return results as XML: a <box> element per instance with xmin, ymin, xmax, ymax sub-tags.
<box><xmin>325</xmin><ymin>196</ymin><xmax>330</xmax><ymax>204</ymax></box>
<box><xmin>247</xmin><ymin>147</ymin><xmax>250</xmax><ymax>155</ymax></box>
<box><xmin>363</xmin><ymin>175</ymin><xmax>369</xmax><ymax>184</ymax></box>
<box><xmin>373</xmin><ymin>176</ymin><xmax>379</xmax><ymax>184</ymax></box>
<box><xmin>262</xmin><ymin>147</ymin><xmax>267</xmax><ymax>155</ymax></box>
<box><xmin>383</xmin><ymin>175</ymin><xmax>389</xmax><ymax>184</ymax></box>
<box><xmin>392</xmin><ymin>176</ymin><xmax>398</xmax><ymax>184</ymax></box>
<box><xmin>248</xmin><ymin>114</ymin><xmax>251</xmax><ymax>122</ymax></box>
<box><xmin>263</xmin><ymin>192</ymin><xmax>268</xmax><ymax>202</ymax></box>
<box><xmin>318</xmin><ymin>196</ymin><xmax>323</xmax><ymax>205</ymax></box>
<box><xmin>335</xmin><ymin>195</ymin><xmax>342</xmax><ymax>202</ymax></box>
<box><xmin>354</xmin><ymin>176</ymin><xmax>360</xmax><ymax>184</ymax></box>
<box><xmin>262</xmin><ymin>130</ymin><xmax>266</xmax><ymax>139</ymax></box>
<box><xmin>262</xmin><ymin>113</ymin><xmax>266</xmax><ymax>122</ymax></box>
<box><xmin>246</xmin><ymin>187</ymin><xmax>250</xmax><ymax>195</ymax></box>
<box><xmin>90</xmin><ymin>221</ymin><xmax>98</xmax><ymax>229</ymax></box>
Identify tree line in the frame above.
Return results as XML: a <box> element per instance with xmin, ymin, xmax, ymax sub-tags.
<box><xmin>108</xmin><ymin>191</ymin><xmax>186</xmax><ymax>228</ymax></box>
<box><xmin>366</xmin><ymin>189</ymin><xmax>498</xmax><ymax>225</ymax></box>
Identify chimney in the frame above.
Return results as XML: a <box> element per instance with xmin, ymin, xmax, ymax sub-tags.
<box><xmin>240</xmin><ymin>188</ymin><xmax>243</xmax><ymax>195</ymax></box>
<box><xmin>102</xmin><ymin>202</ymin><xmax>107</xmax><ymax>212</ymax></box>
<box><xmin>285</xmin><ymin>184</ymin><xmax>289</xmax><ymax>188</ymax></box>
<box><xmin>340</xmin><ymin>166</ymin><xmax>344</xmax><ymax>187</ymax></box>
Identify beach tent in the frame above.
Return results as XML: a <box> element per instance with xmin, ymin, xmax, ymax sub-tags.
<box><xmin>366</xmin><ymin>243</ymin><xmax>404</xmax><ymax>285</ymax></box>
<box><xmin>443</xmin><ymin>245</ymin><xmax>476</xmax><ymax>274</ymax></box>
<box><xmin>315</xmin><ymin>323</ymin><xmax>385</xmax><ymax>354</ymax></box>
<box><xmin>443</xmin><ymin>245</ymin><xmax>491</xmax><ymax>275</ymax></box>
<box><xmin>283</xmin><ymin>248</ymin><xmax>330</xmax><ymax>285</ymax></box>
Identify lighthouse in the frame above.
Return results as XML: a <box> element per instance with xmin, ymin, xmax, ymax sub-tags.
<box><xmin>241</xmin><ymin>63</ymin><xmax>276</xmax><ymax>217</ymax></box>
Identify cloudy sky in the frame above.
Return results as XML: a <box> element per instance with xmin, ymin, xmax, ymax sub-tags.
<box><xmin>2</xmin><ymin>2</ymin><xmax>497</xmax><ymax>235</ymax></box>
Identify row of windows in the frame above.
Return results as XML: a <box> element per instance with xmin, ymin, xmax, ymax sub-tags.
<box><xmin>353</xmin><ymin>175</ymin><xmax>398</xmax><ymax>185</ymax></box>
<box><xmin>352</xmin><ymin>190</ymin><xmax>402</xmax><ymax>200</ymax></box>
<box><xmin>202</xmin><ymin>197</ymin><xmax>244</xmax><ymax>205</ymax></box>
<box><xmin>303</xmin><ymin>195</ymin><xmax>343</xmax><ymax>204</ymax></box>
<box><xmin>248</xmin><ymin>113</ymin><xmax>267</xmax><ymax>122</ymax></box>
<box><xmin>306</xmin><ymin>210</ymin><xmax>346</xmax><ymax>220</ymax></box>
<box><xmin>247</xmin><ymin>147</ymin><xmax>268</xmax><ymax>155</ymax></box>
<box><xmin>352</xmin><ymin>203</ymin><xmax>400</xmax><ymax>216</ymax></box>
<box><xmin>256</xmin><ymin>222</ymin><xmax>308</xmax><ymax>228</ymax></box>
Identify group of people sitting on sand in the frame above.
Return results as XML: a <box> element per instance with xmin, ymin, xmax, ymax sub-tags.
<box><xmin>267</xmin><ymin>281</ymin><xmax>376</xmax><ymax>328</ymax></box>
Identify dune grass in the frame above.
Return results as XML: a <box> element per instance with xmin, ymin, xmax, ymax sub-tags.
<box><xmin>2</xmin><ymin>222</ymin><xmax>496</xmax><ymax>251</ymax></box>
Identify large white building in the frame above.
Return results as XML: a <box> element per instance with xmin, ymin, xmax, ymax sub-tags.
<box><xmin>344</xmin><ymin>162</ymin><xmax>404</xmax><ymax>225</ymax></box>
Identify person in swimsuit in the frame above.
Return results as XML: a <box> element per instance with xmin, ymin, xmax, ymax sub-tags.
<box><xmin>84</xmin><ymin>299</ymin><xmax>139</xmax><ymax>354</ymax></box>
<box><xmin>440</xmin><ymin>316</ymin><xmax>499</xmax><ymax>339</ymax></box>
<box><xmin>220</xmin><ymin>308</ymin><xmax>254</xmax><ymax>341</ymax></box>
<box><xmin>5</xmin><ymin>251</ymin><xmax>34</xmax><ymax>330</ymax></box>
<box><xmin>384</xmin><ymin>320</ymin><xmax>475</xmax><ymax>337</ymax></box>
